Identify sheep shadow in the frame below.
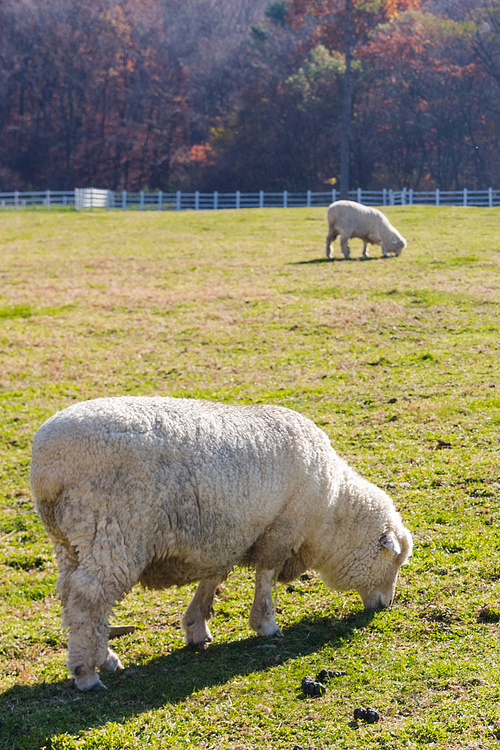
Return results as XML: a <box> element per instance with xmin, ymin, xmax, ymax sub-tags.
<box><xmin>0</xmin><ymin>609</ymin><xmax>374</xmax><ymax>749</ymax></box>
<box><xmin>293</xmin><ymin>256</ymin><xmax>388</xmax><ymax>265</ymax></box>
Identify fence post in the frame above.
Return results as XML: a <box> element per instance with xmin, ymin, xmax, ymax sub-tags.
<box><xmin>46</xmin><ymin>189</ymin><xmax>50</xmax><ymax>209</ymax></box>
<box><xmin>331</xmin><ymin>188</ymin><xmax>336</xmax><ymax>203</ymax></box>
<box><xmin>122</xmin><ymin>190</ymin><xmax>127</xmax><ymax>210</ymax></box>
<box><xmin>463</xmin><ymin>188</ymin><xmax>467</xmax><ymax>207</ymax></box>
<box><xmin>357</xmin><ymin>187</ymin><xmax>362</xmax><ymax>203</ymax></box>
<box><xmin>14</xmin><ymin>191</ymin><xmax>19</xmax><ymax>210</ymax></box>
<box><xmin>158</xmin><ymin>190</ymin><xmax>163</xmax><ymax>210</ymax></box>
<box><xmin>283</xmin><ymin>190</ymin><xmax>288</xmax><ymax>208</ymax></box>
<box><xmin>176</xmin><ymin>190</ymin><xmax>181</xmax><ymax>211</ymax></box>
<box><xmin>382</xmin><ymin>188</ymin><xmax>387</xmax><ymax>206</ymax></box>
<box><xmin>259</xmin><ymin>190</ymin><xmax>264</xmax><ymax>208</ymax></box>
<box><xmin>236</xmin><ymin>190</ymin><xmax>241</xmax><ymax>209</ymax></box>
<box><xmin>489</xmin><ymin>187</ymin><xmax>493</xmax><ymax>207</ymax></box>
<box><xmin>306</xmin><ymin>189</ymin><xmax>311</xmax><ymax>207</ymax></box>
<box><xmin>389</xmin><ymin>189</ymin><xmax>394</xmax><ymax>206</ymax></box>
<box><xmin>401</xmin><ymin>187</ymin><xmax>406</xmax><ymax>206</ymax></box>
<box><xmin>213</xmin><ymin>191</ymin><xmax>218</xmax><ymax>210</ymax></box>
<box><xmin>195</xmin><ymin>190</ymin><xmax>200</xmax><ymax>210</ymax></box>
<box><xmin>409</xmin><ymin>188</ymin><xmax>413</xmax><ymax>205</ymax></box>
<box><xmin>435</xmin><ymin>188</ymin><xmax>440</xmax><ymax>206</ymax></box>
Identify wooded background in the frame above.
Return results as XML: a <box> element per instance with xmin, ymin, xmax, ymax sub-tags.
<box><xmin>1</xmin><ymin>0</ymin><xmax>499</xmax><ymax>192</ymax></box>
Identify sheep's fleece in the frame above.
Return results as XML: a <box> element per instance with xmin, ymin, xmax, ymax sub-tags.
<box><xmin>31</xmin><ymin>396</ymin><xmax>412</xmax><ymax>690</ymax></box>
<box><xmin>326</xmin><ymin>200</ymin><xmax>407</xmax><ymax>259</ymax></box>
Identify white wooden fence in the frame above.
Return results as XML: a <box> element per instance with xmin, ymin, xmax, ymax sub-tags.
<box><xmin>0</xmin><ymin>190</ymin><xmax>75</xmax><ymax>209</ymax></box>
<box><xmin>1</xmin><ymin>186</ymin><xmax>500</xmax><ymax>210</ymax></box>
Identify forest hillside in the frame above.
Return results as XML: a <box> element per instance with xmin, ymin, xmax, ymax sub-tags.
<box><xmin>1</xmin><ymin>0</ymin><xmax>498</xmax><ymax>191</ymax></box>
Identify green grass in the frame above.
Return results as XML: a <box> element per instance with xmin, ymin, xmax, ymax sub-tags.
<box><xmin>0</xmin><ymin>205</ymin><xmax>499</xmax><ymax>749</ymax></box>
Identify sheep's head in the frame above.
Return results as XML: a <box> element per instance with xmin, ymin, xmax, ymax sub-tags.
<box><xmin>356</xmin><ymin>527</ymin><xmax>413</xmax><ymax>611</ymax></box>
<box><xmin>320</xmin><ymin>518</ymin><xmax>413</xmax><ymax>611</ymax></box>
<box><xmin>391</xmin><ymin>236</ymin><xmax>407</xmax><ymax>256</ymax></box>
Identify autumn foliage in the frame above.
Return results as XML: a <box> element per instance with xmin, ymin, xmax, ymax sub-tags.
<box><xmin>0</xmin><ymin>0</ymin><xmax>188</xmax><ymax>191</ymax></box>
<box><xmin>287</xmin><ymin>0</ymin><xmax>421</xmax><ymax>50</ymax></box>
<box><xmin>1</xmin><ymin>0</ymin><xmax>500</xmax><ymax>190</ymax></box>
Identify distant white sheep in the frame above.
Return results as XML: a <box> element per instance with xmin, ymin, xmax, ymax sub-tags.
<box><xmin>326</xmin><ymin>200</ymin><xmax>407</xmax><ymax>260</ymax></box>
<box><xmin>30</xmin><ymin>397</ymin><xmax>413</xmax><ymax>690</ymax></box>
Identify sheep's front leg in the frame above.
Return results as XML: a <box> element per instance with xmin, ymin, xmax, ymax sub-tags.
<box><xmin>182</xmin><ymin>576</ymin><xmax>224</xmax><ymax>644</ymax></box>
<box><xmin>249</xmin><ymin>569</ymin><xmax>282</xmax><ymax>637</ymax></box>
<box><xmin>340</xmin><ymin>234</ymin><xmax>351</xmax><ymax>259</ymax></box>
<box><xmin>362</xmin><ymin>239</ymin><xmax>369</xmax><ymax>258</ymax></box>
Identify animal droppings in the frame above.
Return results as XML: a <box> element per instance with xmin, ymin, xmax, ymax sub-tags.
<box><xmin>316</xmin><ymin>669</ymin><xmax>347</xmax><ymax>682</ymax></box>
<box><xmin>435</xmin><ymin>439</ymin><xmax>452</xmax><ymax>450</ymax></box>
<box><xmin>301</xmin><ymin>676</ymin><xmax>326</xmax><ymax>697</ymax></box>
<box><xmin>478</xmin><ymin>604</ymin><xmax>500</xmax><ymax>623</ymax></box>
<box><xmin>353</xmin><ymin>707</ymin><xmax>380</xmax><ymax>724</ymax></box>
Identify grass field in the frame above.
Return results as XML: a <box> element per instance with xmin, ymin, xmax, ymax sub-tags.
<box><xmin>0</xmin><ymin>205</ymin><xmax>499</xmax><ymax>750</ymax></box>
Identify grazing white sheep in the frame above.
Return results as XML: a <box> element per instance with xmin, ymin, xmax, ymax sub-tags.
<box><xmin>30</xmin><ymin>397</ymin><xmax>412</xmax><ymax>691</ymax></box>
<box><xmin>326</xmin><ymin>200</ymin><xmax>407</xmax><ymax>260</ymax></box>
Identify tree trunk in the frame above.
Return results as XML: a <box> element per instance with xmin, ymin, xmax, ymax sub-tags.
<box><xmin>340</xmin><ymin>0</ymin><xmax>353</xmax><ymax>199</ymax></box>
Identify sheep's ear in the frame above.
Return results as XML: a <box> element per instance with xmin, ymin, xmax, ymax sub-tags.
<box><xmin>379</xmin><ymin>531</ymin><xmax>401</xmax><ymax>556</ymax></box>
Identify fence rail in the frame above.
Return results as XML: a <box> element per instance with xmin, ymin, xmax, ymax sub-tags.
<box><xmin>0</xmin><ymin>190</ymin><xmax>75</xmax><ymax>209</ymax></box>
<box><xmin>1</xmin><ymin>187</ymin><xmax>500</xmax><ymax>210</ymax></box>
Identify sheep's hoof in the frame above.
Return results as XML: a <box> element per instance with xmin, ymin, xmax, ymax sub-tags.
<box><xmin>188</xmin><ymin>640</ymin><xmax>211</xmax><ymax>653</ymax></box>
<box><xmin>102</xmin><ymin>649</ymin><xmax>124</xmax><ymax>672</ymax></box>
<box><xmin>256</xmin><ymin>621</ymin><xmax>282</xmax><ymax>637</ymax></box>
<box><xmin>185</xmin><ymin>623</ymin><xmax>212</xmax><ymax>646</ymax></box>
<box><xmin>74</xmin><ymin>672</ymin><xmax>106</xmax><ymax>691</ymax></box>
<box><xmin>89</xmin><ymin>680</ymin><xmax>108</xmax><ymax>692</ymax></box>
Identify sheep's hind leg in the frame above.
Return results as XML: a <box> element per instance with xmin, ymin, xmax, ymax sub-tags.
<box><xmin>325</xmin><ymin>228</ymin><xmax>338</xmax><ymax>259</ymax></box>
<box><xmin>182</xmin><ymin>576</ymin><xmax>224</xmax><ymax>644</ymax></box>
<box><xmin>340</xmin><ymin>234</ymin><xmax>351</xmax><ymax>259</ymax></box>
<box><xmin>62</xmin><ymin>566</ymin><xmax>120</xmax><ymax>690</ymax></box>
<box><xmin>249</xmin><ymin>568</ymin><xmax>282</xmax><ymax>637</ymax></box>
<box><xmin>56</xmin><ymin>544</ymin><xmax>120</xmax><ymax>688</ymax></box>
<box><xmin>64</xmin><ymin>548</ymin><xmax>131</xmax><ymax>690</ymax></box>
